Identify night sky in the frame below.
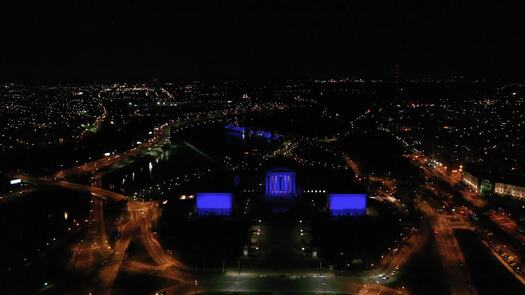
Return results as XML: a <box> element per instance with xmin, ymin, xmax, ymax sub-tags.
<box><xmin>1</xmin><ymin>0</ymin><xmax>524</xmax><ymax>82</ymax></box>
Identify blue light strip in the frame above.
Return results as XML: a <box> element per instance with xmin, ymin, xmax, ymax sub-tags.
<box><xmin>225</xmin><ymin>124</ymin><xmax>277</xmax><ymax>140</ymax></box>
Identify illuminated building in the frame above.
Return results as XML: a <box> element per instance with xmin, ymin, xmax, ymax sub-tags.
<box><xmin>328</xmin><ymin>194</ymin><xmax>367</xmax><ymax>216</ymax></box>
<box><xmin>10</xmin><ymin>178</ymin><xmax>22</xmax><ymax>185</ymax></box>
<box><xmin>225</xmin><ymin>124</ymin><xmax>245</xmax><ymax>133</ymax></box>
<box><xmin>480</xmin><ymin>179</ymin><xmax>493</xmax><ymax>197</ymax></box>
<box><xmin>265</xmin><ymin>168</ymin><xmax>297</xmax><ymax>197</ymax></box>
<box><xmin>196</xmin><ymin>193</ymin><xmax>233</xmax><ymax>216</ymax></box>
<box><xmin>225</xmin><ymin>124</ymin><xmax>279</xmax><ymax>140</ymax></box>
<box><xmin>462</xmin><ymin>171</ymin><xmax>479</xmax><ymax>193</ymax></box>
<box><xmin>494</xmin><ymin>182</ymin><xmax>525</xmax><ymax>200</ymax></box>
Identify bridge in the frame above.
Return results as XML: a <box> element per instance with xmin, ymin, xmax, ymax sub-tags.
<box><xmin>15</xmin><ymin>175</ymin><xmax>127</xmax><ymax>202</ymax></box>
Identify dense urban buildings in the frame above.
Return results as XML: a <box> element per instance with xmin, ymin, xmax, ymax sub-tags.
<box><xmin>494</xmin><ymin>182</ymin><xmax>525</xmax><ymax>200</ymax></box>
<box><xmin>1</xmin><ymin>79</ymin><xmax>524</xmax><ymax>295</ymax></box>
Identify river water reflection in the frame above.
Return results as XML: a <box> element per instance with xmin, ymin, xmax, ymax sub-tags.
<box><xmin>98</xmin><ymin>124</ymin><xmax>277</xmax><ymax>199</ymax></box>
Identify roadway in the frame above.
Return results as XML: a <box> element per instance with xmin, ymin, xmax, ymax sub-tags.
<box><xmin>409</xmin><ymin>153</ymin><xmax>485</xmax><ymax>208</ymax></box>
<box><xmin>432</xmin><ymin>214</ymin><xmax>477</xmax><ymax>295</ymax></box>
<box><xmin>367</xmin><ymin>228</ymin><xmax>427</xmax><ymax>286</ymax></box>
<box><xmin>342</xmin><ymin>152</ymin><xmax>362</xmax><ymax>178</ymax></box>
<box><xmin>97</xmin><ymin>201</ymin><xmax>141</xmax><ymax>294</ymax></box>
<box><xmin>418</xmin><ymin>199</ymin><xmax>478</xmax><ymax>295</ymax></box>
<box><xmin>0</xmin><ymin>187</ymin><xmax>34</xmax><ymax>203</ymax></box>
<box><xmin>409</xmin><ymin>152</ymin><xmax>525</xmax><ymax>293</ymax></box>
<box><xmin>96</xmin><ymin>201</ymin><xmax>189</xmax><ymax>295</ymax></box>
<box><xmin>15</xmin><ymin>175</ymin><xmax>127</xmax><ymax>201</ymax></box>
<box><xmin>152</xmin><ymin>273</ymin><xmax>407</xmax><ymax>295</ymax></box>
<box><xmin>70</xmin><ymin>198</ymin><xmax>112</xmax><ymax>272</ymax></box>
<box><xmin>488</xmin><ymin>210</ymin><xmax>525</xmax><ymax>247</ymax></box>
<box><xmin>54</xmin><ymin>123</ymin><xmax>171</xmax><ymax>179</ymax></box>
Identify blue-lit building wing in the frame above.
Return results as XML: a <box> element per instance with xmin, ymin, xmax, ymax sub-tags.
<box><xmin>329</xmin><ymin>194</ymin><xmax>367</xmax><ymax>216</ymax></box>
<box><xmin>196</xmin><ymin>193</ymin><xmax>233</xmax><ymax>216</ymax></box>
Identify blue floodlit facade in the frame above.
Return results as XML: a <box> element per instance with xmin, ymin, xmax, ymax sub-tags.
<box><xmin>265</xmin><ymin>168</ymin><xmax>297</xmax><ymax>197</ymax></box>
<box><xmin>225</xmin><ymin>124</ymin><xmax>279</xmax><ymax>140</ymax></box>
<box><xmin>328</xmin><ymin>194</ymin><xmax>367</xmax><ymax>216</ymax></box>
<box><xmin>196</xmin><ymin>193</ymin><xmax>233</xmax><ymax>216</ymax></box>
<box><xmin>225</xmin><ymin>124</ymin><xmax>246</xmax><ymax>133</ymax></box>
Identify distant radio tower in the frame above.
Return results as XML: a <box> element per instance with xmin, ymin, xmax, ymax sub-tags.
<box><xmin>394</xmin><ymin>63</ymin><xmax>400</xmax><ymax>83</ymax></box>
<box><xmin>394</xmin><ymin>63</ymin><xmax>401</xmax><ymax>98</ymax></box>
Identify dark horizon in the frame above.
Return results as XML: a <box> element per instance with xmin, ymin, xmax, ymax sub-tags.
<box><xmin>1</xmin><ymin>0</ymin><xmax>524</xmax><ymax>82</ymax></box>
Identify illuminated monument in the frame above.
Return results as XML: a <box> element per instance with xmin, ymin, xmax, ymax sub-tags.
<box><xmin>265</xmin><ymin>168</ymin><xmax>297</xmax><ymax>197</ymax></box>
<box><xmin>196</xmin><ymin>193</ymin><xmax>233</xmax><ymax>216</ymax></box>
<box><xmin>328</xmin><ymin>194</ymin><xmax>367</xmax><ymax>216</ymax></box>
<box><xmin>225</xmin><ymin>124</ymin><xmax>279</xmax><ymax>140</ymax></box>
